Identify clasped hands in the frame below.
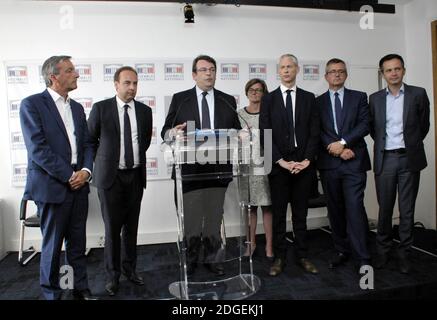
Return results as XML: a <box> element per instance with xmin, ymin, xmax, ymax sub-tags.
<box><xmin>327</xmin><ymin>141</ymin><xmax>355</xmax><ymax>160</ymax></box>
<box><xmin>69</xmin><ymin>170</ymin><xmax>90</xmax><ymax>190</ymax></box>
<box><xmin>278</xmin><ymin>159</ymin><xmax>310</xmax><ymax>174</ymax></box>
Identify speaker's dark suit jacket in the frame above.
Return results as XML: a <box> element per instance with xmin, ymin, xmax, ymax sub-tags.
<box><xmin>87</xmin><ymin>97</ymin><xmax>153</xmax><ymax>189</ymax></box>
<box><xmin>259</xmin><ymin>86</ymin><xmax>320</xmax><ymax>259</ymax></box>
<box><xmin>161</xmin><ymin>86</ymin><xmax>241</xmax><ymax>182</ymax></box>
<box><xmin>369</xmin><ymin>84</ymin><xmax>430</xmax><ymax>175</ymax></box>
<box><xmin>20</xmin><ymin>89</ymin><xmax>93</xmax><ymax>299</ymax></box>
<box><xmin>316</xmin><ymin>88</ymin><xmax>371</xmax><ymax>262</ymax></box>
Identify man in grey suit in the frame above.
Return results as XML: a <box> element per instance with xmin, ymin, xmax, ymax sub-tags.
<box><xmin>88</xmin><ymin>66</ymin><xmax>153</xmax><ymax>295</ymax></box>
<box><xmin>369</xmin><ymin>54</ymin><xmax>430</xmax><ymax>274</ymax></box>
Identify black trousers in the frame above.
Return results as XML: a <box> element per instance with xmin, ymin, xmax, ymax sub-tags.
<box><xmin>98</xmin><ymin>168</ymin><xmax>144</xmax><ymax>281</ymax></box>
<box><xmin>174</xmin><ymin>180</ymin><xmax>228</xmax><ymax>265</ymax></box>
<box><xmin>269</xmin><ymin>165</ymin><xmax>314</xmax><ymax>260</ymax></box>
<box><xmin>320</xmin><ymin>165</ymin><xmax>370</xmax><ymax>262</ymax></box>
<box><xmin>375</xmin><ymin>152</ymin><xmax>420</xmax><ymax>257</ymax></box>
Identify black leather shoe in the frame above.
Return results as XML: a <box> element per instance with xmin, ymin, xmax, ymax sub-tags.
<box><xmin>105</xmin><ymin>281</ymin><xmax>119</xmax><ymax>296</ymax></box>
<box><xmin>373</xmin><ymin>254</ymin><xmax>388</xmax><ymax>269</ymax></box>
<box><xmin>298</xmin><ymin>258</ymin><xmax>319</xmax><ymax>274</ymax></box>
<box><xmin>124</xmin><ymin>272</ymin><xmax>144</xmax><ymax>286</ymax></box>
<box><xmin>269</xmin><ymin>258</ymin><xmax>284</xmax><ymax>276</ymax></box>
<box><xmin>398</xmin><ymin>257</ymin><xmax>410</xmax><ymax>274</ymax></box>
<box><xmin>72</xmin><ymin>289</ymin><xmax>99</xmax><ymax>300</ymax></box>
<box><xmin>328</xmin><ymin>252</ymin><xmax>349</xmax><ymax>269</ymax></box>
<box><xmin>204</xmin><ymin>263</ymin><xmax>225</xmax><ymax>276</ymax></box>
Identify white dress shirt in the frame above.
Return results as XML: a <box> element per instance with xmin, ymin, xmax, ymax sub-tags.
<box><xmin>385</xmin><ymin>84</ymin><xmax>405</xmax><ymax>150</ymax></box>
<box><xmin>116</xmin><ymin>96</ymin><xmax>140</xmax><ymax>169</ymax></box>
<box><xmin>47</xmin><ymin>88</ymin><xmax>77</xmax><ymax>164</ymax></box>
<box><xmin>47</xmin><ymin>88</ymin><xmax>91</xmax><ymax>177</ymax></box>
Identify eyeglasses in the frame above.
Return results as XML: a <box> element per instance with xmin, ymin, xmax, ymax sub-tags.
<box><xmin>248</xmin><ymin>88</ymin><xmax>264</xmax><ymax>94</ymax></box>
<box><xmin>196</xmin><ymin>67</ymin><xmax>216</xmax><ymax>73</ymax></box>
<box><xmin>326</xmin><ymin>70</ymin><xmax>347</xmax><ymax>75</ymax></box>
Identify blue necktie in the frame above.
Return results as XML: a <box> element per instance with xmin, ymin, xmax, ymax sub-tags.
<box><xmin>201</xmin><ymin>91</ymin><xmax>211</xmax><ymax>129</ymax></box>
<box><xmin>124</xmin><ymin>104</ymin><xmax>134</xmax><ymax>169</ymax></box>
<box><xmin>334</xmin><ymin>92</ymin><xmax>342</xmax><ymax>134</ymax></box>
<box><xmin>285</xmin><ymin>89</ymin><xmax>295</xmax><ymax>150</ymax></box>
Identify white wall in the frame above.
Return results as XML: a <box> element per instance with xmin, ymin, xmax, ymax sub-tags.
<box><xmin>402</xmin><ymin>0</ymin><xmax>437</xmax><ymax>230</ymax></box>
<box><xmin>0</xmin><ymin>200</ymin><xmax>5</xmax><ymax>260</ymax></box>
<box><xmin>0</xmin><ymin>0</ymin><xmax>434</xmax><ymax>253</ymax></box>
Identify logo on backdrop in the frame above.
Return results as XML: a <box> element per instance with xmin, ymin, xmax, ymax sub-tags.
<box><xmin>249</xmin><ymin>63</ymin><xmax>267</xmax><ymax>80</ymax></box>
<box><xmin>75</xmin><ymin>98</ymin><xmax>93</xmax><ymax>118</ymax></box>
<box><xmin>136</xmin><ymin>63</ymin><xmax>156</xmax><ymax>81</ymax></box>
<box><xmin>151</xmin><ymin>127</ymin><xmax>157</xmax><ymax>144</ymax></box>
<box><xmin>221</xmin><ymin>63</ymin><xmax>239</xmax><ymax>80</ymax></box>
<box><xmin>303</xmin><ymin>64</ymin><xmax>320</xmax><ymax>81</ymax></box>
<box><xmin>103</xmin><ymin>64</ymin><xmax>123</xmax><ymax>81</ymax></box>
<box><xmin>146</xmin><ymin>157</ymin><xmax>159</xmax><ymax>176</ymax></box>
<box><xmin>75</xmin><ymin>64</ymin><xmax>92</xmax><ymax>82</ymax></box>
<box><xmin>12</xmin><ymin>163</ymin><xmax>27</xmax><ymax>185</ymax></box>
<box><xmin>136</xmin><ymin>96</ymin><xmax>156</xmax><ymax>113</ymax></box>
<box><xmin>9</xmin><ymin>100</ymin><xmax>22</xmax><ymax>117</ymax></box>
<box><xmin>10</xmin><ymin>132</ymin><xmax>25</xmax><ymax>150</ymax></box>
<box><xmin>164</xmin><ymin>63</ymin><xmax>184</xmax><ymax>81</ymax></box>
<box><xmin>7</xmin><ymin>66</ymin><xmax>28</xmax><ymax>84</ymax></box>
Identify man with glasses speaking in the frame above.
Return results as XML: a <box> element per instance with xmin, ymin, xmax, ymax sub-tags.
<box><xmin>161</xmin><ymin>55</ymin><xmax>241</xmax><ymax>276</ymax></box>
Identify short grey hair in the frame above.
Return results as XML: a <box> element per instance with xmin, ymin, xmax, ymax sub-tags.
<box><xmin>279</xmin><ymin>54</ymin><xmax>299</xmax><ymax>66</ymax></box>
<box><xmin>41</xmin><ymin>55</ymin><xmax>72</xmax><ymax>87</ymax></box>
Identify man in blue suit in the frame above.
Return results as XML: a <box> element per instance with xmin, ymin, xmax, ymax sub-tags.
<box><xmin>316</xmin><ymin>58</ymin><xmax>371</xmax><ymax>272</ymax></box>
<box><xmin>20</xmin><ymin>56</ymin><xmax>97</xmax><ymax>300</ymax></box>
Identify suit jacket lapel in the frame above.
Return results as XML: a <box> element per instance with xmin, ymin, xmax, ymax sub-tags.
<box><xmin>111</xmin><ymin>97</ymin><xmax>121</xmax><ymax>136</ymax></box>
<box><xmin>189</xmin><ymin>87</ymin><xmax>201</xmax><ymax>129</ymax></box>
<box><xmin>274</xmin><ymin>87</ymin><xmax>288</xmax><ymax>129</ymax></box>
<box><xmin>70</xmin><ymin>101</ymin><xmax>81</xmax><ymax>148</ymax></box>
<box><xmin>402</xmin><ymin>84</ymin><xmax>411</xmax><ymax>128</ymax></box>
<box><xmin>340</xmin><ymin>88</ymin><xmax>351</xmax><ymax>131</ymax></box>
<box><xmin>42</xmin><ymin>90</ymin><xmax>70</xmax><ymax>143</ymax></box>
<box><xmin>377</xmin><ymin>89</ymin><xmax>387</xmax><ymax>131</ymax></box>
<box><xmin>214</xmin><ymin>90</ymin><xmax>222</xmax><ymax>129</ymax></box>
<box><xmin>134</xmin><ymin>100</ymin><xmax>143</xmax><ymax>147</ymax></box>
<box><xmin>323</xmin><ymin>91</ymin><xmax>336</xmax><ymax>134</ymax></box>
<box><xmin>295</xmin><ymin>87</ymin><xmax>302</xmax><ymax>129</ymax></box>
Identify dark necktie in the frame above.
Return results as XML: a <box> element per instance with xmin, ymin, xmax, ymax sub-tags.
<box><xmin>285</xmin><ymin>89</ymin><xmax>295</xmax><ymax>149</ymax></box>
<box><xmin>201</xmin><ymin>91</ymin><xmax>211</xmax><ymax>129</ymax></box>
<box><xmin>124</xmin><ymin>104</ymin><xmax>134</xmax><ymax>169</ymax></box>
<box><xmin>334</xmin><ymin>92</ymin><xmax>343</xmax><ymax>134</ymax></box>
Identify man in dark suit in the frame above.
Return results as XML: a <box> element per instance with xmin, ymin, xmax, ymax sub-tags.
<box><xmin>161</xmin><ymin>55</ymin><xmax>240</xmax><ymax>276</ymax></box>
<box><xmin>88</xmin><ymin>66</ymin><xmax>153</xmax><ymax>295</ymax></box>
<box><xmin>259</xmin><ymin>54</ymin><xmax>320</xmax><ymax>276</ymax></box>
<box><xmin>369</xmin><ymin>54</ymin><xmax>430</xmax><ymax>274</ymax></box>
<box><xmin>19</xmin><ymin>56</ymin><xmax>96</xmax><ymax>300</ymax></box>
<box><xmin>316</xmin><ymin>58</ymin><xmax>371</xmax><ymax>272</ymax></box>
